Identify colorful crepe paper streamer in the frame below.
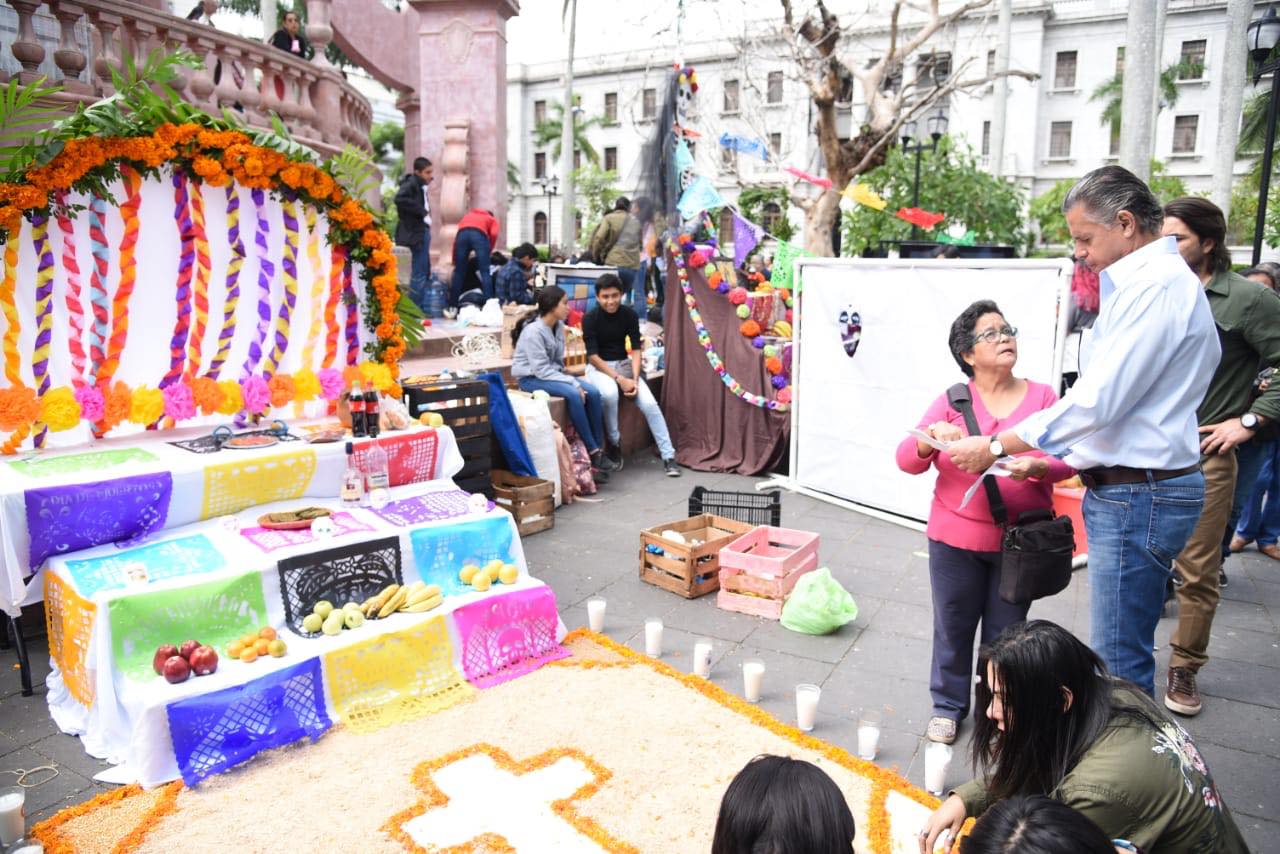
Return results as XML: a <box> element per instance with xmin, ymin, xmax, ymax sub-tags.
<box><xmin>783</xmin><ymin>166</ymin><xmax>833</xmax><ymax>189</ymax></box>
<box><xmin>87</xmin><ymin>192</ymin><xmax>111</xmax><ymax>381</ymax></box>
<box><xmin>98</xmin><ymin>167</ymin><xmax>142</xmax><ymax>395</ymax></box>
<box><xmin>718</xmin><ymin>132</ymin><xmax>769</xmax><ymax>161</ymax></box>
<box><xmin>842</xmin><ymin>182</ymin><xmax>888</xmax><ymax>211</ymax></box>
<box><xmin>55</xmin><ymin>191</ymin><xmax>87</xmax><ymax>383</ymax></box>
<box><xmin>31</xmin><ymin>214</ymin><xmax>55</xmax><ymax>447</ymax></box>
<box><xmin>262</xmin><ymin>198</ymin><xmax>300</xmax><ymax>379</ymax></box>
<box><xmin>1</xmin><ymin>234</ymin><xmax>21</xmax><ymax>387</ymax></box>
<box><xmin>208</xmin><ymin>185</ymin><xmax>245</xmax><ymax>380</ymax></box>
<box><xmin>161</xmin><ymin>171</ymin><xmax>196</xmax><ymax>398</ymax></box>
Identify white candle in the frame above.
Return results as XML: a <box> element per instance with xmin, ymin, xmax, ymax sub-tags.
<box><xmin>924</xmin><ymin>742</ymin><xmax>953</xmax><ymax>795</ymax></box>
<box><xmin>7</xmin><ymin>843</ymin><xmax>42</xmax><ymax>854</ymax></box>
<box><xmin>795</xmin><ymin>684</ymin><xmax>821</xmax><ymax>731</ymax></box>
<box><xmin>693</xmin><ymin>638</ymin><xmax>713</xmax><ymax>678</ymax></box>
<box><xmin>857</xmin><ymin>725</ymin><xmax>881</xmax><ymax>760</ymax></box>
<box><xmin>742</xmin><ymin>659</ymin><xmax>765</xmax><ymax>702</ymax></box>
<box><xmin>587</xmin><ymin>599</ymin><xmax>606</xmax><ymax>633</ymax></box>
<box><xmin>0</xmin><ymin>788</ymin><xmax>25</xmax><ymax>846</ymax></box>
<box><xmin>644</xmin><ymin>618</ymin><xmax>664</xmax><ymax>656</ymax></box>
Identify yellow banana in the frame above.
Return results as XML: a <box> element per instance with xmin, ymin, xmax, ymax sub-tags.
<box><xmin>404</xmin><ymin>595</ymin><xmax>443</xmax><ymax>613</ymax></box>
<box><xmin>379</xmin><ymin>587</ymin><xmax>408</xmax><ymax>618</ymax></box>
<box><xmin>366</xmin><ymin>583</ymin><xmax>399</xmax><ymax>618</ymax></box>
<box><xmin>406</xmin><ymin>584</ymin><xmax>442</xmax><ymax>606</ymax></box>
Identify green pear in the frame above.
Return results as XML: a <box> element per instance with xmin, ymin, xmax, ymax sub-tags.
<box><xmin>344</xmin><ymin>609</ymin><xmax>365</xmax><ymax>629</ymax></box>
<box><xmin>322</xmin><ymin>612</ymin><xmax>344</xmax><ymax>636</ymax></box>
<box><xmin>302</xmin><ymin>613</ymin><xmax>323</xmax><ymax>634</ymax></box>
<box><xmin>313</xmin><ymin>600</ymin><xmax>334</xmax><ymax>619</ymax></box>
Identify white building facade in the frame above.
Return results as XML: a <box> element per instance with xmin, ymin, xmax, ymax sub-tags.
<box><xmin>505</xmin><ymin>0</ymin><xmax>1252</xmax><ymax>250</ymax></box>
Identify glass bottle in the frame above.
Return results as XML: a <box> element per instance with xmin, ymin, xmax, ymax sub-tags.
<box><xmin>341</xmin><ymin>441</ymin><xmax>364</xmax><ymax>506</ymax></box>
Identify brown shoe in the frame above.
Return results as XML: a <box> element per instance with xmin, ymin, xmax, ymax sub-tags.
<box><xmin>1229</xmin><ymin>534</ymin><xmax>1253</xmax><ymax>553</ymax></box>
<box><xmin>1260</xmin><ymin>543</ymin><xmax>1280</xmax><ymax>561</ymax></box>
<box><xmin>1164</xmin><ymin>666</ymin><xmax>1202</xmax><ymax>716</ymax></box>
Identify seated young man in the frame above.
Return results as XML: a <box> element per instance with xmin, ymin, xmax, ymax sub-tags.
<box><xmin>582</xmin><ymin>273</ymin><xmax>680</xmax><ymax>476</ymax></box>
<box><xmin>496</xmin><ymin>243</ymin><xmax>538</xmax><ymax>305</ymax></box>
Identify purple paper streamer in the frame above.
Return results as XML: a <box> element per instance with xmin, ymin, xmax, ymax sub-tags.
<box><xmin>238</xmin><ymin>511</ymin><xmax>375</xmax><ymax>553</ymax></box>
<box><xmin>24</xmin><ymin>471</ymin><xmax>174</xmax><ymax>570</ymax></box>
<box><xmin>733</xmin><ymin>212</ymin><xmax>763</xmax><ymax>269</ymax></box>
<box><xmin>241</xmin><ymin>188</ymin><xmax>274</xmax><ymax>380</ymax></box>
<box><xmin>262</xmin><ymin>196</ymin><xmax>298</xmax><ymax>379</ymax></box>
<box><xmin>31</xmin><ymin>213</ymin><xmax>55</xmax><ymax>448</ymax></box>
<box><xmin>161</xmin><ymin>171</ymin><xmax>195</xmax><ymax>392</ymax></box>
<box><xmin>208</xmin><ymin>186</ymin><xmax>244</xmax><ymax>379</ymax></box>
<box><xmin>365</xmin><ymin>489</ymin><xmax>473</xmax><ymax>528</ymax></box>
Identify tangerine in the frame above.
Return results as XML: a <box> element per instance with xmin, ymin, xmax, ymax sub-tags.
<box><xmin>253</xmin><ymin>638</ymin><xmax>270</xmax><ymax>655</ymax></box>
<box><xmin>258</xmin><ymin>626</ymin><xmax>277</xmax><ymax>641</ymax></box>
<box><xmin>227</xmin><ymin>640</ymin><xmax>244</xmax><ymax>658</ymax></box>
<box><xmin>239</xmin><ymin>647</ymin><xmax>258</xmax><ymax>663</ymax></box>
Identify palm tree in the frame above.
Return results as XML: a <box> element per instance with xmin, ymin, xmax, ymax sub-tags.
<box><xmin>1089</xmin><ymin>59</ymin><xmax>1203</xmax><ymax>143</ymax></box>
<box><xmin>533</xmin><ymin>101</ymin><xmax>602</xmax><ymax>167</ymax></box>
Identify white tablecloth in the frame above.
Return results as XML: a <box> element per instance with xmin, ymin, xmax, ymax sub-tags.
<box><xmin>42</xmin><ymin>479</ymin><xmax>560</xmax><ymax>787</ymax></box>
<box><xmin>1</xmin><ymin>423</ymin><xmax>461</xmax><ymax>616</ymax></box>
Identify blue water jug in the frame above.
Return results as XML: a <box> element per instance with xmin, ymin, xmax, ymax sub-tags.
<box><xmin>422</xmin><ymin>273</ymin><xmax>447</xmax><ymax>318</ymax></box>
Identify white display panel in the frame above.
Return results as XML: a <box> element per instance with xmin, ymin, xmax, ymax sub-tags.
<box><xmin>790</xmin><ymin>258</ymin><xmax>1071</xmax><ymax>522</ymax></box>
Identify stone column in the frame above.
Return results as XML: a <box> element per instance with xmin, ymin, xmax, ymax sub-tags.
<box><xmin>1212</xmin><ymin>0</ymin><xmax>1255</xmax><ymax>215</ymax></box>
<box><xmin>1119</xmin><ymin>0</ymin><xmax>1158</xmax><ymax>182</ymax></box>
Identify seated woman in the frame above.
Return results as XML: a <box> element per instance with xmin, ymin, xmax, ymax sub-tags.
<box><xmin>920</xmin><ymin>620</ymin><xmax>1248</xmax><ymax>854</ymax></box>
<box><xmin>713</xmin><ymin>755</ymin><xmax>855</xmax><ymax>854</ymax></box>
<box><xmin>897</xmin><ymin>300</ymin><xmax>1074</xmax><ymax>746</ymax></box>
<box><xmin>959</xmin><ymin>794</ymin><xmax>1138</xmax><ymax>854</ymax></box>
<box><xmin>511</xmin><ymin>286</ymin><xmax>620</xmax><ymax>481</ymax></box>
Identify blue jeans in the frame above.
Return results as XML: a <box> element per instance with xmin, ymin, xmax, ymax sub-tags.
<box><xmin>410</xmin><ymin>229</ymin><xmax>431</xmax><ymax>295</ymax></box>
<box><xmin>1223</xmin><ymin>440</ymin><xmax>1264</xmax><ymax>560</ymax></box>
<box><xmin>517</xmin><ymin>376</ymin><xmax>605</xmax><ymax>452</ymax></box>
<box><xmin>618</xmin><ymin>266</ymin><xmax>644</xmax><ymax>309</ymax></box>
<box><xmin>1237</xmin><ymin>439</ymin><xmax>1280</xmax><ymax>545</ymax></box>
<box><xmin>1083</xmin><ymin>471</ymin><xmax>1204</xmax><ymax>697</ymax></box>
<box><xmin>585</xmin><ymin>360</ymin><xmax>676</xmax><ymax>459</ymax></box>
<box><xmin>450</xmin><ymin>227</ymin><xmax>493</xmax><ymax>306</ymax></box>
<box><xmin>927</xmin><ymin>540</ymin><xmax>1030</xmax><ymax>720</ymax></box>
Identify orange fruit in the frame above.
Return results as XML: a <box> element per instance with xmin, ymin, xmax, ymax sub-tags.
<box><xmin>227</xmin><ymin>640</ymin><xmax>244</xmax><ymax>658</ymax></box>
<box><xmin>258</xmin><ymin>626</ymin><xmax>277</xmax><ymax>641</ymax></box>
<box><xmin>254</xmin><ymin>638</ymin><xmax>270</xmax><ymax>655</ymax></box>
<box><xmin>239</xmin><ymin>647</ymin><xmax>258</xmax><ymax>663</ymax></box>
<box><xmin>240</xmin><ymin>633</ymin><xmax>257</xmax><ymax>648</ymax></box>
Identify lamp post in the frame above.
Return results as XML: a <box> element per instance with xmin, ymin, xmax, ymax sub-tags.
<box><xmin>1249</xmin><ymin>6</ymin><xmax>1280</xmax><ymax>265</ymax></box>
<box><xmin>900</xmin><ymin>110</ymin><xmax>949</xmax><ymax>240</ymax></box>
<box><xmin>538</xmin><ymin>174</ymin><xmax>559</xmax><ymax>249</ymax></box>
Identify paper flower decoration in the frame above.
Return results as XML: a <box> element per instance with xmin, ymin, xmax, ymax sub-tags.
<box><xmin>101</xmin><ymin>382</ymin><xmax>132</xmax><ymax>431</ymax></box>
<box><xmin>0</xmin><ymin>385</ymin><xmax>40</xmax><ymax>431</ymax></box>
<box><xmin>751</xmin><ymin>336</ymin><xmax>766</xmax><ymax>349</ymax></box>
<box><xmin>716</xmin><ymin>281</ymin><xmax>731</xmax><ymax>294</ymax></box>
<box><xmin>689</xmin><ymin>250</ymin><xmax>708</xmax><ymax>269</ymax></box>
<box><xmin>40</xmin><ymin>387</ymin><xmax>81</xmax><ymax>432</ymax></box>
<box><xmin>771</xmin><ymin>375</ymin><xmax>788</xmax><ymax>390</ymax></box>
<box><xmin>129</xmin><ymin>387</ymin><xmax>164</xmax><ymax>424</ymax></box>
<box><xmin>215</xmin><ymin>380</ymin><xmax>243</xmax><ymax>415</ymax></box>
<box><xmin>765</xmin><ymin>357</ymin><xmax>784</xmax><ymax>375</ymax></box>
<box><xmin>763</xmin><ymin>345</ymin><xmax>778</xmax><ymax>359</ymax></box>
<box><xmin>293</xmin><ymin>368</ymin><xmax>321</xmax><ymax>401</ymax></box>
<box><xmin>740</xmin><ymin>320</ymin><xmax>761</xmax><ymax>338</ymax></box>
<box><xmin>317</xmin><ymin>368</ymin><xmax>345</xmax><ymax>401</ymax></box>
<box><xmin>162</xmin><ymin>383</ymin><xmax>196</xmax><ymax>421</ymax></box>
<box><xmin>191</xmin><ymin>377</ymin><xmax>224</xmax><ymax>415</ymax></box>
<box><xmin>736</xmin><ymin>304</ymin><xmax>751</xmax><ymax>319</ymax></box>
<box><xmin>73</xmin><ymin>385</ymin><xmax>105</xmax><ymax>423</ymax></box>
<box><xmin>777</xmin><ymin>388</ymin><xmax>792</xmax><ymax>404</ymax></box>
<box><xmin>728</xmin><ymin>287</ymin><xmax>748</xmax><ymax>306</ymax></box>
<box><xmin>268</xmin><ymin>373</ymin><xmax>296</xmax><ymax>409</ymax></box>
<box><xmin>241</xmin><ymin>375</ymin><xmax>271</xmax><ymax>414</ymax></box>
<box><xmin>708</xmin><ymin>271</ymin><xmax>723</xmax><ymax>287</ymax></box>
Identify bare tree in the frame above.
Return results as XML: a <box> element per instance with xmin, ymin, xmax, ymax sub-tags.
<box><xmin>778</xmin><ymin>0</ymin><xmax>1036</xmax><ymax>255</ymax></box>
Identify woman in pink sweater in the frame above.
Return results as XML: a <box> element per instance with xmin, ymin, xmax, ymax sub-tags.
<box><xmin>896</xmin><ymin>300</ymin><xmax>1074</xmax><ymax>746</ymax></box>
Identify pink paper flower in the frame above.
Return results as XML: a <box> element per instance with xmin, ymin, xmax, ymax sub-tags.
<box><xmin>74</xmin><ymin>385</ymin><xmax>105</xmax><ymax>422</ymax></box>
<box><xmin>728</xmin><ymin>287</ymin><xmax>749</xmax><ymax>305</ymax></box>
<box><xmin>317</xmin><ymin>368</ymin><xmax>345</xmax><ymax>401</ymax></box>
<box><xmin>162</xmin><ymin>382</ymin><xmax>196</xmax><ymax>421</ymax></box>
<box><xmin>241</xmin><ymin>375</ymin><xmax>271</xmax><ymax>414</ymax></box>
<box><xmin>777</xmin><ymin>388</ymin><xmax>792</xmax><ymax>405</ymax></box>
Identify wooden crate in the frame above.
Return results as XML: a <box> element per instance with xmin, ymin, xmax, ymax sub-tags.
<box><xmin>716</xmin><ymin>526</ymin><xmax>821</xmax><ymax>620</ymax></box>
<box><xmin>492</xmin><ymin>469</ymin><xmax>555</xmax><ymax>536</ymax></box>
<box><xmin>639</xmin><ymin>515</ymin><xmax>755</xmax><ymax>598</ymax></box>
<box><xmin>402</xmin><ymin>377</ymin><xmax>493</xmax><ymax>496</ymax></box>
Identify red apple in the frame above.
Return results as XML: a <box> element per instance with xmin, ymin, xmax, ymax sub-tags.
<box><xmin>162</xmin><ymin>655</ymin><xmax>191</xmax><ymax>684</ymax></box>
<box><xmin>178</xmin><ymin>640</ymin><xmax>201</xmax><ymax>661</ymax></box>
<box><xmin>188</xmin><ymin>645</ymin><xmax>219</xmax><ymax>677</ymax></box>
<box><xmin>153</xmin><ymin>644</ymin><xmax>180</xmax><ymax>675</ymax></box>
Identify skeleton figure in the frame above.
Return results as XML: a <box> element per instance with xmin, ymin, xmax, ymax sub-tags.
<box><xmin>675</xmin><ymin>66</ymin><xmax>698</xmax><ymax>129</ymax></box>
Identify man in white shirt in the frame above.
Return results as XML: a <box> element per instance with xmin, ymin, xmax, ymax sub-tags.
<box><xmin>948</xmin><ymin>165</ymin><xmax>1221</xmax><ymax>697</ymax></box>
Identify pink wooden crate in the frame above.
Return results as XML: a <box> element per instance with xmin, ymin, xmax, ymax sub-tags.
<box><xmin>716</xmin><ymin>552</ymin><xmax>819</xmax><ymax>620</ymax></box>
<box><xmin>718</xmin><ymin>526</ymin><xmax>820</xmax><ymax>579</ymax></box>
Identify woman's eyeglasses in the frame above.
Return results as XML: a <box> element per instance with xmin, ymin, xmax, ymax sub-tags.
<box><xmin>972</xmin><ymin>326</ymin><xmax>1018</xmax><ymax>346</ymax></box>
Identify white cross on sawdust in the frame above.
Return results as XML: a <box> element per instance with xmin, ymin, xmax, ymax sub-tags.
<box><xmin>402</xmin><ymin>749</ymin><xmax>612</xmax><ymax>852</ymax></box>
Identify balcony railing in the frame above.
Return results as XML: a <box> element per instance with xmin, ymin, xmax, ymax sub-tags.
<box><xmin>1</xmin><ymin>0</ymin><xmax>372</xmax><ymax>158</ymax></box>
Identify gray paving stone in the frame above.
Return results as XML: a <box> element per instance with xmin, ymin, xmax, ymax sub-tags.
<box><xmin>1191</xmin><ymin>741</ymin><xmax>1280</xmax><ymax>821</ymax></box>
<box><xmin>0</xmin><ymin>693</ymin><xmax>59</xmax><ymax>745</ymax></box>
<box><xmin>867</xmin><ymin>599</ymin><xmax>933</xmax><ymax>642</ymax></box>
<box><xmin>822</xmin><ymin>667</ymin><xmax>934</xmax><ymax>737</ymax></box>
<box><xmin>1194</xmin><ymin>624</ymin><xmax>1280</xmax><ymax>669</ymax></box>
<box><xmin>1235</xmin><ymin>813</ymin><xmax>1280</xmax><ymax>854</ymax></box>
<box><xmin>743</xmin><ymin>619</ymin><xmax>860</xmax><ymax>665</ymax></box>
<box><xmin>1210</xmin><ymin>599</ymin><xmax>1278</xmax><ymax>634</ymax></box>
<box><xmin>1194</xmin><ymin>657</ymin><xmax>1280</xmax><ymax>710</ymax></box>
<box><xmin>660</xmin><ymin>595</ymin><xmax>768</xmax><ymax>644</ymax></box>
<box><xmin>704</xmin><ymin>644</ymin><xmax>837</xmax><ymax>712</ymax></box>
<box><xmin>1176</xmin><ymin>694</ymin><xmax>1280</xmax><ymax>760</ymax></box>
<box><xmin>0</xmin><ymin>652</ymin><xmax>51</xmax><ymax>700</ymax></box>
<box><xmin>30</xmin><ymin>733</ymin><xmax>113</xmax><ymax>782</ymax></box>
<box><xmin>0</xmin><ymin>747</ymin><xmax>93</xmax><ymax>814</ymax></box>
<box><xmin>847</xmin><ymin>629</ymin><xmax>934</xmax><ymax>680</ymax></box>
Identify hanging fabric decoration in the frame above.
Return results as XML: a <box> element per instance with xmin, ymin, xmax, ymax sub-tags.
<box><xmin>839</xmin><ymin>307</ymin><xmax>862</xmax><ymax>358</ymax></box>
<box><xmin>678</xmin><ymin>176</ymin><xmax>725</xmax><ymax>221</ymax></box>
<box><xmin>935</xmin><ymin>229</ymin><xmax>976</xmax><ymax>246</ymax></box>
<box><xmin>782</xmin><ymin>166</ymin><xmax>833</xmax><ymax>189</ymax></box>
<box><xmin>895</xmin><ymin>207</ymin><xmax>946</xmax><ymax>230</ymax></box>
<box><xmin>843</xmin><ymin>182</ymin><xmax>888</xmax><ymax>211</ymax></box>
<box><xmin>98</xmin><ymin>167</ymin><xmax>142</xmax><ymax>394</ymax></box>
<box><xmin>718</xmin><ymin>133</ymin><xmax>769</xmax><ymax>161</ymax></box>
<box><xmin>161</xmin><ymin>170</ymin><xmax>196</xmax><ymax>400</ymax></box>
<box><xmin>771</xmin><ymin>240</ymin><xmax>809</xmax><ymax>291</ymax></box>
<box><xmin>54</xmin><ymin>191</ymin><xmax>87</xmax><ymax>384</ymax></box>
<box><xmin>323</xmin><ymin>244</ymin><xmax>345</xmax><ymax>370</ymax></box>
<box><xmin>207</xmin><ymin>184</ymin><xmax>244</xmax><ymax>380</ymax></box>
<box><xmin>732</xmin><ymin>212</ymin><xmax>764</xmax><ymax>268</ymax></box>
<box><xmin>242</xmin><ymin>188</ymin><xmax>273</xmax><ymax>380</ymax></box>
<box><xmin>262</xmin><ymin>197</ymin><xmax>300</xmax><ymax>379</ymax></box>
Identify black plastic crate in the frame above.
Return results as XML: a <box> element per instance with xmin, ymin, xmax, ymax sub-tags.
<box><xmin>402</xmin><ymin>377</ymin><xmax>490</xmax><ymax>441</ymax></box>
<box><xmin>688</xmin><ymin>486</ymin><xmax>781</xmax><ymax>527</ymax></box>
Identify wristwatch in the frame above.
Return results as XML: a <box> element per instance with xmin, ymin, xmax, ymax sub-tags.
<box><xmin>988</xmin><ymin>437</ymin><xmax>1005</xmax><ymax>457</ymax></box>
<box><xmin>1242</xmin><ymin>412</ymin><xmax>1261</xmax><ymax>431</ymax></box>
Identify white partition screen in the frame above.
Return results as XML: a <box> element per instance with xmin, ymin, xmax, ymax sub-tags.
<box><xmin>789</xmin><ymin>258</ymin><xmax>1072</xmax><ymax>522</ymax></box>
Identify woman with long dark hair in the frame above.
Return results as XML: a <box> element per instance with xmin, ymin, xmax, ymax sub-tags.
<box><xmin>712</xmin><ymin>755</ymin><xmax>855</xmax><ymax>854</ymax></box>
<box><xmin>919</xmin><ymin>621</ymin><xmax>1248</xmax><ymax>854</ymax></box>
<box><xmin>511</xmin><ymin>286</ymin><xmax>619</xmax><ymax>481</ymax></box>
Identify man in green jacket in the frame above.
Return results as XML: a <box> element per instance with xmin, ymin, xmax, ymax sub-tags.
<box><xmin>1161</xmin><ymin>197</ymin><xmax>1280</xmax><ymax>717</ymax></box>
<box><xmin>589</xmin><ymin>197</ymin><xmax>643</xmax><ymax>307</ymax></box>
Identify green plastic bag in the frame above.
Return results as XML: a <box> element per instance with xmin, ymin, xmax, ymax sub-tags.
<box><xmin>780</xmin><ymin>567</ymin><xmax>858</xmax><ymax>635</ymax></box>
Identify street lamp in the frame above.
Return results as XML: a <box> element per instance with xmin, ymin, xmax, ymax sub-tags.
<box><xmin>1249</xmin><ymin>6</ymin><xmax>1280</xmax><ymax>265</ymax></box>
<box><xmin>900</xmin><ymin>110</ymin><xmax>949</xmax><ymax>239</ymax></box>
<box><xmin>538</xmin><ymin>174</ymin><xmax>559</xmax><ymax>248</ymax></box>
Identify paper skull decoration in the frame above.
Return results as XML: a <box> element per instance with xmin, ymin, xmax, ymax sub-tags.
<box><xmin>838</xmin><ymin>307</ymin><xmax>862</xmax><ymax>357</ymax></box>
<box><xmin>675</xmin><ymin>66</ymin><xmax>698</xmax><ymax>127</ymax></box>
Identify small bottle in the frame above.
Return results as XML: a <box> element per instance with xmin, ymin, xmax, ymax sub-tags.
<box><xmin>365</xmin><ymin>437</ymin><xmax>390</xmax><ymax>493</ymax></box>
<box><xmin>349</xmin><ymin>387</ymin><xmax>366</xmax><ymax>438</ymax></box>
<box><xmin>341</xmin><ymin>441</ymin><xmax>364</xmax><ymax>506</ymax></box>
<box><xmin>364</xmin><ymin>387</ymin><xmax>381</xmax><ymax>438</ymax></box>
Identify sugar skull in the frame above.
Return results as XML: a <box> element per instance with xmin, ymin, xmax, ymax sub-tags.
<box><xmin>676</xmin><ymin>65</ymin><xmax>698</xmax><ymax>128</ymax></box>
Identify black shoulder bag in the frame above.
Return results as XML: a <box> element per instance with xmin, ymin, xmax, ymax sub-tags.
<box><xmin>947</xmin><ymin>383</ymin><xmax>1076</xmax><ymax>605</ymax></box>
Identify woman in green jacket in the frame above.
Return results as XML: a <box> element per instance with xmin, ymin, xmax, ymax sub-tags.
<box><xmin>919</xmin><ymin>621</ymin><xmax>1249</xmax><ymax>854</ymax></box>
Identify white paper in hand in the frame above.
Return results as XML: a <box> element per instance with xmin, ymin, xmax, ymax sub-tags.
<box><xmin>959</xmin><ymin>460</ymin><xmax>1012</xmax><ymax>510</ymax></box>
<box><xmin>907</xmin><ymin>428</ymin><xmax>952</xmax><ymax>452</ymax></box>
